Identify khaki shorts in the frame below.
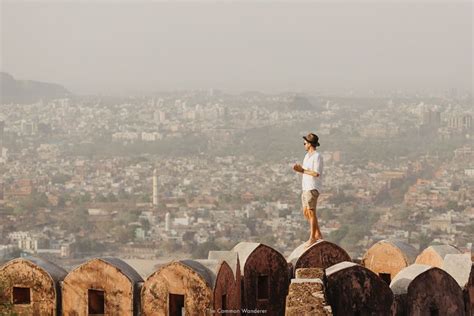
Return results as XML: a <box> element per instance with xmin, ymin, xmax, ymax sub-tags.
<box><xmin>301</xmin><ymin>190</ymin><xmax>319</xmax><ymax>210</ymax></box>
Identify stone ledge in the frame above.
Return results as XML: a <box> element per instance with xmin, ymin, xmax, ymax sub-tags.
<box><xmin>291</xmin><ymin>278</ymin><xmax>323</xmax><ymax>284</ymax></box>
<box><xmin>296</xmin><ymin>267</ymin><xmax>325</xmax><ymax>279</ymax></box>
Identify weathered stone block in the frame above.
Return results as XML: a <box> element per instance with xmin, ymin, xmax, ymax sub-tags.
<box><xmin>0</xmin><ymin>257</ymin><xmax>66</xmax><ymax>316</ymax></box>
<box><xmin>390</xmin><ymin>264</ymin><xmax>465</xmax><ymax>316</ymax></box>
<box><xmin>288</xmin><ymin>241</ymin><xmax>351</xmax><ymax>277</ymax></box>
<box><xmin>289</xmin><ymin>279</ymin><xmax>324</xmax><ymax>292</ymax></box>
<box><xmin>233</xmin><ymin>242</ymin><xmax>289</xmax><ymax>315</ymax></box>
<box><xmin>62</xmin><ymin>258</ymin><xmax>143</xmax><ymax>316</ymax></box>
<box><xmin>362</xmin><ymin>239</ymin><xmax>418</xmax><ymax>282</ymax></box>
<box><xmin>326</xmin><ymin>261</ymin><xmax>393</xmax><ymax>316</ymax></box>
<box><xmin>296</xmin><ymin>267</ymin><xmax>325</xmax><ymax>279</ymax></box>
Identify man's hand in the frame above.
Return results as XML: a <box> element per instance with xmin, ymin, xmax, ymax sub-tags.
<box><xmin>293</xmin><ymin>164</ymin><xmax>304</xmax><ymax>173</ymax></box>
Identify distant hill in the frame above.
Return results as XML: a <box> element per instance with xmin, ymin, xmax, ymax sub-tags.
<box><xmin>290</xmin><ymin>95</ymin><xmax>320</xmax><ymax>111</ymax></box>
<box><xmin>273</xmin><ymin>95</ymin><xmax>323</xmax><ymax>112</ymax></box>
<box><xmin>0</xmin><ymin>72</ymin><xmax>71</xmax><ymax>104</ymax></box>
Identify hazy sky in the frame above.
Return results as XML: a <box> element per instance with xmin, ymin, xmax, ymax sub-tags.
<box><xmin>1</xmin><ymin>1</ymin><xmax>472</xmax><ymax>94</ymax></box>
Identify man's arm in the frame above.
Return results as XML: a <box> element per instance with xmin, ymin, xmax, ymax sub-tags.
<box><xmin>293</xmin><ymin>163</ymin><xmax>304</xmax><ymax>173</ymax></box>
<box><xmin>302</xmin><ymin>168</ymin><xmax>320</xmax><ymax>177</ymax></box>
<box><xmin>293</xmin><ymin>163</ymin><xmax>320</xmax><ymax>177</ymax></box>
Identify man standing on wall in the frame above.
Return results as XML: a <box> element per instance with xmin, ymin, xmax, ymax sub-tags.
<box><xmin>293</xmin><ymin>133</ymin><xmax>324</xmax><ymax>248</ymax></box>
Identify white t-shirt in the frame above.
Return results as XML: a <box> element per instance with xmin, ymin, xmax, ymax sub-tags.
<box><xmin>302</xmin><ymin>151</ymin><xmax>323</xmax><ymax>192</ymax></box>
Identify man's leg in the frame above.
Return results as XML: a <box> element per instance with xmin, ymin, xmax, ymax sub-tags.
<box><xmin>308</xmin><ymin>208</ymin><xmax>323</xmax><ymax>241</ymax></box>
<box><xmin>303</xmin><ymin>207</ymin><xmax>310</xmax><ymax>220</ymax></box>
<box><xmin>305</xmin><ymin>208</ymin><xmax>322</xmax><ymax>247</ymax></box>
<box><xmin>302</xmin><ymin>192</ymin><xmax>310</xmax><ymax>220</ymax></box>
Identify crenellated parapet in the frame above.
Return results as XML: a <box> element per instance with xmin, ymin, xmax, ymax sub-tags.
<box><xmin>0</xmin><ymin>242</ymin><xmax>472</xmax><ymax>315</ymax></box>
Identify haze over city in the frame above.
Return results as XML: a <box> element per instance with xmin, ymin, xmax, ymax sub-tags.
<box><xmin>1</xmin><ymin>0</ymin><xmax>472</xmax><ymax>94</ymax></box>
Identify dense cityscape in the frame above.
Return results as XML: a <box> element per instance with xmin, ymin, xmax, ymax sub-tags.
<box><xmin>0</xmin><ymin>89</ymin><xmax>472</xmax><ymax>269</ymax></box>
<box><xmin>1</xmin><ymin>1</ymin><xmax>472</xmax><ymax>314</ymax></box>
